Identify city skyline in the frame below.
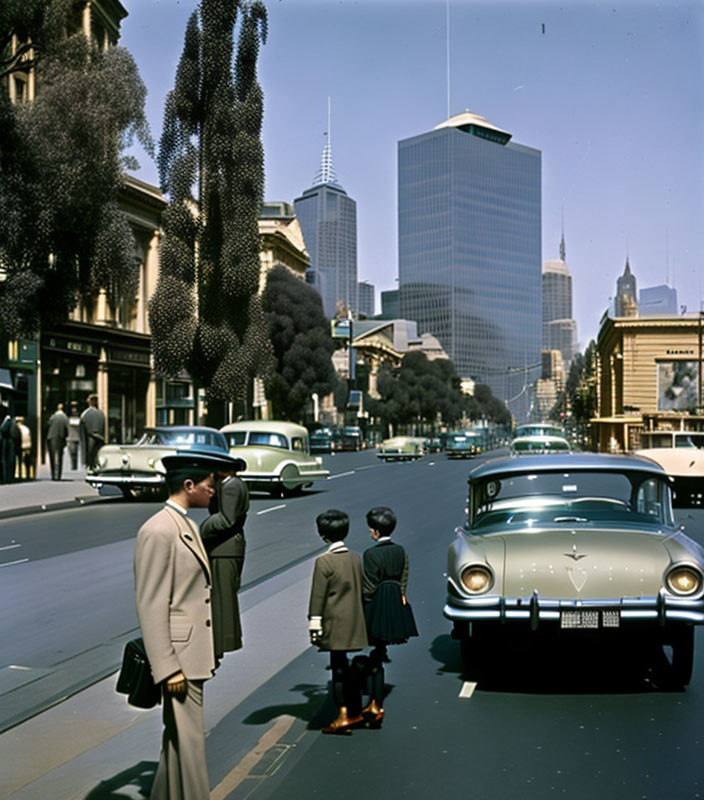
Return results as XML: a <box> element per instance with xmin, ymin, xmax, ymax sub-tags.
<box><xmin>121</xmin><ymin>0</ymin><xmax>704</xmax><ymax>349</ymax></box>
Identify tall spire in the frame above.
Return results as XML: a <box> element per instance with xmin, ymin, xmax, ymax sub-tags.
<box><xmin>313</xmin><ymin>97</ymin><xmax>338</xmax><ymax>186</ymax></box>
<box><xmin>559</xmin><ymin>232</ymin><xmax>566</xmax><ymax>262</ymax></box>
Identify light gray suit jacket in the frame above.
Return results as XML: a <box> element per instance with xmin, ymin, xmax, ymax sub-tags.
<box><xmin>134</xmin><ymin>505</ymin><xmax>216</xmax><ymax>684</ymax></box>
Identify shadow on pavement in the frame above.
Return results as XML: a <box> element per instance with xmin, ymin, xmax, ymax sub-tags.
<box><xmin>430</xmin><ymin>632</ymin><xmax>685</xmax><ymax>694</ymax></box>
<box><xmin>82</xmin><ymin>760</ymin><xmax>157</xmax><ymax>799</ymax></box>
<box><xmin>241</xmin><ymin>682</ymin><xmax>330</xmax><ymax>729</ymax></box>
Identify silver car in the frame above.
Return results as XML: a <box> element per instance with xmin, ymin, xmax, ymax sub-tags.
<box><xmin>444</xmin><ymin>453</ymin><xmax>704</xmax><ymax>686</ymax></box>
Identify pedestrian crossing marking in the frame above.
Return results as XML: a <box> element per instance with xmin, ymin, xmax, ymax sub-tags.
<box><xmin>458</xmin><ymin>681</ymin><xmax>477</xmax><ymax>698</ymax></box>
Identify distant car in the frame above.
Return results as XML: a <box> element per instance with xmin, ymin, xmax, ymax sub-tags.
<box><xmin>445</xmin><ymin>432</ymin><xmax>480</xmax><ymax>459</ymax></box>
<box><xmin>85</xmin><ymin>426</ymin><xmax>229</xmax><ymax>499</ymax></box>
<box><xmin>445</xmin><ymin>453</ymin><xmax>704</xmax><ymax>686</ymax></box>
<box><xmin>221</xmin><ymin>420</ymin><xmax>329</xmax><ymax>497</ymax></box>
<box><xmin>310</xmin><ymin>428</ymin><xmax>335</xmax><ymax>454</ymax></box>
<box><xmin>377</xmin><ymin>436</ymin><xmax>425</xmax><ymax>462</ymax></box>
<box><xmin>335</xmin><ymin>426</ymin><xmax>364</xmax><ymax>451</ymax></box>
<box><xmin>511</xmin><ymin>435</ymin><xmax>571</xmax><ymax>455</ymax></box>
<box><xmin>514</xmin><ymin>422</ymin><xmax>564</xmax><ymax>438</ymax></box>
<box><xmin>424</xmin><ymin>435</ymin><xmax>443</xmax><ymax>453</ymax></box>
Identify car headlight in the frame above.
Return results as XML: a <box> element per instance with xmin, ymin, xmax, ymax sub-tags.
<box><xmin>665</xmin><ymin>565</ymin><xmax>702</xmax><ymax>596</ymax></box>
<box><xmin>460</xmin><ymin>564</ymin><xmax>494</xmax><ymax>594</ymax></box>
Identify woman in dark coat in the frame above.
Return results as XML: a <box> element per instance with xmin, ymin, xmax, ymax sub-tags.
<box><xmin>200</xmin><ymin>461</ymin><xmax>248</xmax><ymax>660</ymax></box>
<box><xmin>361</xmin><ymin>506</ymin><xmax>418</xmax><ymax>725</ymax></box>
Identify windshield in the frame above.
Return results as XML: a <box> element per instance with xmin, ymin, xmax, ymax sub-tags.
<box><xmin>138</xmin><ymin>430</ymin><xmax>223</xmax><ymax>449</ymax></box>
<box><xmin>471</xmin><ymin>470</ymin><xmax>674</xmax><ymax>529</ymax></box>
<box><xmin>512</xmin><ymin>438</ymin><xmax>569</xmax><ymax>453</ymax></box>
<box><xmin>515</xmin><ymin>424</ymin><xmax>563</xmax><ymax>438</ymax></box>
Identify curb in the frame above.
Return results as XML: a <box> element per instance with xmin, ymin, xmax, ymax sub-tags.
<box><xmin>0</xmin><ymin>494</ymin><xmax>115</xmax><ymax>521</ymax></box>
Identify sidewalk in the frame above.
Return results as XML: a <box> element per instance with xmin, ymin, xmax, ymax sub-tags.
<box><xmin>0</xmin><ymin>558</ymin><xmax>317</xmax><ymax>800</ymax></box>
<box><xmin>0</xmin><ymin>456</ymin><xmax>109</xmax><ymax>520</ymax></box>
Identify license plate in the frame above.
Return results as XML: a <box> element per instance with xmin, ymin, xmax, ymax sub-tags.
<box><xmin>560</xmin><ymin>610</ymin><xmax>620</xmax><ymax>629</ymax></box>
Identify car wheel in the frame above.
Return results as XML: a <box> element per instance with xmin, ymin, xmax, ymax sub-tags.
<box><xmin>664</xmin><ymin>625</ymin><xmax>695</xmax><ymax>687</ymax></box>
<box><xmin>280</xmin><ymin>465</ymin><xmax>302</xmax><ymax>497</ymax></box>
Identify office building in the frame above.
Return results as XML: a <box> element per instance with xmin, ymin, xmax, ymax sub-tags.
<box><xmin>380</xmin><ymin>289</ymin><xmax>400</xmax><ymax>320</ymax></box>
<box><xmin>542</xmin><ymin>235</ymin><xmax>577</xmax><ymax>367</ymax></box>
<box><xmin>398</xmin><ymin>110</ymin><xmax>541</xmax><ymax>419</ymax></box>
<box><xmin>357</xmin><ymin>281</ymin><xmax>375</xmax><ymax>317</ymax></box>
<box><xmin>640</xmin><ymin>284</ymin><xmax>678</xmax><ymax>316</ymax></box>
<box><xmin>294</xmin><ymin>130</ymin><xmax>357</xmax><ymax>319</ymax></box>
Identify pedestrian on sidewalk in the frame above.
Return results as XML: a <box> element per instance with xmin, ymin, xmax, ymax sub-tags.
<box><xmin>46</xmin><ymin>404</ymin><xmax>69</xmax><ymax>481</ymax></box>
<box><xmin>200</xmin><ymin>458</ymin><xmax>249</xmax><ymax>662</ymax></box>
<box><xmin>67</xmin><ymin>401</ymin><xmax>81</xmax><ymax>470</ymax></box>
<box><xmin>16</xmin><ymin>416</ymin><xmax>32</xmax><ymax>479</ymax></box>
<box><xmin>80</xmin><ymin>394</ymin><xmax>105</xmax><ymax>471</ymax></box>
<box><xmin>0</xmin><ymin>404</ymin><xmax>17</xmax><ymax>484</ymax></box>
<box><xmin>308</xmin><ymin>509</ymin><xmax>368</xmax><ymax>734</ymax></box>
<box><xmin>361</xmin><ymin>506</ymin><xmax>418</xmax><ymax>727</ymax></box>
<box><xmin>134</xmin><ymin>451</ymin><xmax>241</xmax><ymax>800</ymax></box>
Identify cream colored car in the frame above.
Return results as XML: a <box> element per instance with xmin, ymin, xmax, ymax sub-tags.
<box><xmin>221</xmin><ymin>420</ymin><xmax>329</xmax><ymax>497</ymax></box>
<box><xmin>445</xmin><ymin>453</ymin><xmax>704</xmax><ymax>686</ymax></box>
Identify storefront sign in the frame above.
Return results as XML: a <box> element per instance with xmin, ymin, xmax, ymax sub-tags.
<box><xmin>109</xmin><ymin>348</ymin><xmax>150</xmax><ymax>366</ymax></box>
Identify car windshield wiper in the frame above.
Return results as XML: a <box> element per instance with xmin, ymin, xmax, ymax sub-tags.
<box><xmin>553</xmin><ymin>515</ymin><xmax>588</xmax><ymax>523</ymax></box>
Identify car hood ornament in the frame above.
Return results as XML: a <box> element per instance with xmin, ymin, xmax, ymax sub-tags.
<box><xmin>564</xmin><ymin>543</ymin><xmax>588</xmax><ymax>561</ymax></box>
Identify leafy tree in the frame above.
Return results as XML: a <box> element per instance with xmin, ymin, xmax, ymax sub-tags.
<box><xmin>551</xmin><ymin>340</ymin><xmax>598</xmax><ymax>439</ymax></box>
<box><xmin>261</xmin><ymin>266</ymin><xmax>337</xmax><ymax>421</ymax></box>
<box><xmin>0</xmin><ymin>0</ymin><xmax>152</xmax><ymax>337</ymax></box>
<box><xmin>150</xmin><ymin>0</ymin><xmax>273</xmax><ymax>417</ymax></box>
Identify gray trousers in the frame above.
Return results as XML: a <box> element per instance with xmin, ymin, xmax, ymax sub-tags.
<box><xmin>150</xmin><ymin>679</ymin><xmax>209</xmax><ymax>800</ymax></box>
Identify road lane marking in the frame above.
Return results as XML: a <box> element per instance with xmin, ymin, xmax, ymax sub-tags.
<box><xmin>355</xmin><ymin>464</ymin><xmax>381</xmax><ymax>471</ymax></box>
<box><xmin>256</xmin><ymin>504</ymin><xmax>287</xmax><ymax>515</ymax></box>
<box><xmin>458</xmin><ymin>681</ymin><xmax>477</xmax><ymax>699</ymax></box>
<box><xmin>0</xmin><ymin>544</ymin><xmax>20</xmax><ymax>551</ymax></box>
<box><xmin>0</xmin><ymin>558</ymin><xmax>29</xmax><ymax>568</ymax></box>
<box><xmin>327</xmin><ymin>471</ymin><xmax>355</xmax><ymax>480</ymax></box>
<box><xmin>211</xmin><ymin>714</ymin><xmax>296</xmax><ymax>800</ymax></box>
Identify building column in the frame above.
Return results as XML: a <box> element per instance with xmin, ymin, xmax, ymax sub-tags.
<box><xmin>146</xmin><ymin>374</ymin><xmax>157</xmax><ymax>427</ymax></box>
<box><xmin>97</xmin><ymin>347</ymin><xmax>109</xmax><ymax>437</ymax></box>
<box><xmin>82</xmin><ymin>3</ymin><xmax>91</xmax><ymax>39</ymax></box>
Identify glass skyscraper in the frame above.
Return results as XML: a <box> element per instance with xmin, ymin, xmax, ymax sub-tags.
<box><xmin>542</xmin><ymin>234</ymin><xmax>577</xmax><ymax>367</ymax></box>
<box><xmin>398</xmin><ymin>111</ymin><xmax>542</xmax><ymax>419</ymax></box>
<box><xmin>294</xmin><ymin>135</ymin><xmax>357</xmax><ymax>319</ymax></box>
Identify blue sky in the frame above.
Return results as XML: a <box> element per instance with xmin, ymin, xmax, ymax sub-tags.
<box><xmin>120</xmin><ymin>0</ymin><xmax>704</xmax><ymax>346</ymax></box>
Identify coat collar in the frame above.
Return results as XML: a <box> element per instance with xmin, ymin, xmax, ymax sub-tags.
<box><xmin>164</xmin><ymin>504</ymin><xmax>212</xmax><ymax>583</ymax></box>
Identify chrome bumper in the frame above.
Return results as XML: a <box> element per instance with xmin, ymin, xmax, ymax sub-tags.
<box><xmin>444</xmin><ymin>590</ymin><xmax>704</xmax><ymax>626</ymax></box>
<box><xmin>86</xmin><ymin>474</ymin><xmax>164</xmax><ymax>487</ymax></box>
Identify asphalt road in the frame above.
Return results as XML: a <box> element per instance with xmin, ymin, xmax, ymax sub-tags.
<box><xmin>2</xmin><ymin>449</ymin><xmax>703</xmax><ymax>799</ymax></box>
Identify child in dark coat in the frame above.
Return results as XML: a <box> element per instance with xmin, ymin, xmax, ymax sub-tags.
<box><xmin>361</xmin><ymin>506</ymin><xmax>418</xmax><ymax>725</ymax></box>
<box><xmin>308</xmin><ymin>509</ymin><xmax>368</xmax><ymax>734</ymax></box>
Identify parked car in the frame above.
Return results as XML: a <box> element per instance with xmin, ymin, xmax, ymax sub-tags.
<box><xmin>424</xmin><ymin>435</ymin><xmax>443</xmax><ymax>454</ymax></box>
<box><xmin>635</xmin><ymin>429</ymin><xmax>704</xmax><ymax>508</ymax></box>
<box><xmin>377</xmin><ymin>436</ymin><xmax>425</xmax><ymax>462</ymax></box>
<box><xmin>310</xmin><ymin>427</ymin><xmax>336</xmax><ymax>454</ymax></box>
<box><xmin>444</xmin><ymin>432</ymin><xmax>480</xmax><ymax>459</ymax></box>
<box><xmin>444</xmin><ymin>453</ymin><xmax>704</xmax><ymax>686</ymax></box>
<box><xmin>85</xmin><ymin>426</ymin><xmax>229</xmax><ymax>499</ymax></box>
<box><xmin>511</xmin><ymin>434</ymin><xmax>571</xmax><ymax>455</ymax></box>
<box><xmin>221</xmin><ymin>420</ymin><xmax>329</xmax><ymax>496</ymax></box>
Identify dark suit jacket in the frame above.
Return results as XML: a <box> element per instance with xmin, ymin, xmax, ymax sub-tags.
<box><xmin>362</xmin><ymin>540</ymin><xmax>409</xmax><ymax>601</ymax></box>
<box><xmin>200</xmin><ymin>475</ymin><xmax>249</xmax><ymax>557</ymax></box>
<box><xmin>46</xmin><ymin>411</ymin><xmax>69</xmax><ymax>443</ymax></box>
<box><xmin>309</xmin><ymin>548</ymin><xmax>367</xmax><ymax>652</ymax></box>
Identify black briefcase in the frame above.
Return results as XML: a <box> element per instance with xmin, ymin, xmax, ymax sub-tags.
<box><xmin>116</xmin><ymin>638</ymin><xmax>161</xmax><ymax>709</ymax></box>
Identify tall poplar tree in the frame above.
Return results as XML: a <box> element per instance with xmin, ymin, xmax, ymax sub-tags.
<box><xmin>150</xmin><ymin>0</ymin><xmax>273</xmax><ymax>418</ymax></box>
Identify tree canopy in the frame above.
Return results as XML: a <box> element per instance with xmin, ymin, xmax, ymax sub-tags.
<box><xmin>261</xmin><ymin>266</ymin><xmax>337</xmax><ymax>421</ymax></box>
<box><xmin>149</xmin><ymin>0</ymin><xmax>273</xmax><ymax>409</ymax></box>
<box><xmin>0</xmin><ymin>0</ymin><xmax>152</xmax><ymax>337</ymax></box>
<box><xmin>367</xmin><ymin>352</ymin><xmax>511</xmax><ymax>434</ymax></box>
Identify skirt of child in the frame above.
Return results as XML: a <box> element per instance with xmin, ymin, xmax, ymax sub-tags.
<box><xmin>364</xmin><ymin>580</ymin><xmax>419</xmax><ymax>645</ymax></box>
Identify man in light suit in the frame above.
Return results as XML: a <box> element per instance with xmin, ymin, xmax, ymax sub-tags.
<box><xmin>134</xmin><ymin>451</ymin><xmax>243</xmax><ymax>800</ymax></box>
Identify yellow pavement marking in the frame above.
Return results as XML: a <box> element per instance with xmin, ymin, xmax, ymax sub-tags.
<box><xmin>211</xmin><ymin>714</ymin><xmax>297</xmax><ymax>800</ymax></box>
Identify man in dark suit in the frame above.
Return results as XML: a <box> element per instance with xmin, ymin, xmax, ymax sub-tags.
<box><xmin>46</xmin><ymin>404</ymin><xmax>69</xmax><ymax>481</ymax></box>
<box><xmin>80</xmin><ymin>394</ymin><xmax>105</xmax><ymax>470</ymax></box>
<box><xmin>0</xmin><ymin>404</ymin><xmax>17</xmax><ymax>484</ymax></box>
<box><xmin>200</xmin><ymin>459</ymin><xmax>248</xmax><ymax>660</ymax></box>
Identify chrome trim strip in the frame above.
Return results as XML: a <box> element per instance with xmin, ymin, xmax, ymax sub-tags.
<box><xmin>86</xmin><ymin>475</ymin><xmax>164</xmax><ymax>486</ymax></box>
<box><xmin>443</xmin><ymin>603</ymin><xmax>704</xmax><ymax>623</ymax></box>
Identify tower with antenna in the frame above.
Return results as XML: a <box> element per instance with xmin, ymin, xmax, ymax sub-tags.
<box><xmin>294</xmin><ymin>99</ymin><xmax>358</xmax><ymax>319</ymax></box>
